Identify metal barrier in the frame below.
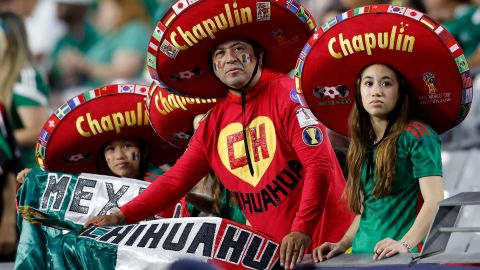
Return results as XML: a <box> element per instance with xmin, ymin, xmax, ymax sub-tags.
<box><xmin>417</xmin><ymin>192</ymin><xmax>480</xmax><ymax>264</ymax></box>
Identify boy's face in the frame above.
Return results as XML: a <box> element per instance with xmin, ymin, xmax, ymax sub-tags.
<box><xmin>104</xmin><ymin>138</ymin><xmax>141</xmax><ymax>178</ymax></box>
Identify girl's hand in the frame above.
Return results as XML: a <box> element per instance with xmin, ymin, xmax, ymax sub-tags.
<box><xmin>16</xmin><ymin>168</ymin><xmax>32</xmax><ymax>187</ymax></box>
<box><xmin>373</xmin><ymin>238</ymin><xmax>409</xmax><ymax>260</ymax></box>
<box><xmin>312</xmin><ymin>241</ymin><xmax>347</xmax><ymax>263</ymax></box>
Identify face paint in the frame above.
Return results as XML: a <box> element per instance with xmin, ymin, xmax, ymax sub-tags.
<box><xmin>131</xmin><ymin>152</ymin><xmax>137</xmax><ymax>160</ymax></box>
<box><xmin>241</xmin><ymin>53</ymin><xmax>252</xmax><ymax>63</ymax></box>
<box><xmin>214</xmin><ymin>60</ymin><xmax>224</xmax><ymax>71</ymax></box>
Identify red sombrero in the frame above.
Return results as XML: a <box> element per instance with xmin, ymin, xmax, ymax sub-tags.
<box><xmin>36</xmin><ymin>84</ymin><xmax>182</xmax><ymax>174</ymax></box>
<box><xmin>146</xmin><ymin>82</ymin><xmax>221</xmax><ymax>149</ymax></box>
<box><xmin>146</xmin><ymin>0</ymin><xmax>317</xmax><ymax>98</ymax></box>
<box><xmin>296</xmin><ymin>4</ymin><xmax>473</xmax><ymax>136</ymax></box>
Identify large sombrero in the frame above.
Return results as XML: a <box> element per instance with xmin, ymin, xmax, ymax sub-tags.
<box><xmin>36</xmin><ymin>84</ymin><xmax>182</xmax><ymax>174</ymax></box>
<box><xmin>146</xmin><ymin>0</ymin><xmax>317</xmax><ymax>98</ymax></box>
<box><xmin>296</xmin><ymin>4</ymin><xmax>473</xmax><ymax>136</ymax></box>
<box><xmin>146</xmin><ymin>82</ymin><xmax>221</xmax><ymax>149</ymax></box>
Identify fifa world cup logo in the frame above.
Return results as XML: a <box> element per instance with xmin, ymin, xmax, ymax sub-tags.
<box><xmin>423</xmin><ymin>72</ymin><xmax>437</xmax><ymax>94</ymax></box>
<box><xmin>306</xmin><ymin>127</ymin><xmax>318</xmax><ymax>144</ymax></box>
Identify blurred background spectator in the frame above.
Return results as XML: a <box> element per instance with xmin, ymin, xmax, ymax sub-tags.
<box><xmin>0</xmin><ymin>0</ymin><xmax>37</xmax><ymax>16</ymax></box>
<box><xmin>144</xmin><ymin>0</ymin><xmax>175</xmax><ymax>23</ymax></box>
<box><xmin>56</xmin><ymin>0</ymin><xmax>152</xmax><ymax>100</ymax></box>
<box><xmin>49</xmin><ymin>0</ymin><xmax>99</xmax><ymax>92</ymax></box>
<box><xmin>0</xmin><ymin>0</ymin><xmax>66</xmax><ymax>71</ymax></box>
<box><xmin>424</xmin><ymin>0</ymin><xmax>480</xmax><ymax>61</ymax></box>
<box><xmin>0</xmin><ymin>12</ymin><xmax>50</xmax><ymax>169</ymax></box>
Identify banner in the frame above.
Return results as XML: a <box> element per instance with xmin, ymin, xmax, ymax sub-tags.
<box><xmin>16</xmin><ymin>171</ymin><xmax>280</xmax><ymax>269</ymax></box>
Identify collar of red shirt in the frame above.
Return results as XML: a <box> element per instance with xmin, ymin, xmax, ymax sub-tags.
<box><xmin>227</xmin><ymin>69</ymin><xmax>282</xmax><ymax>104</ymax></box>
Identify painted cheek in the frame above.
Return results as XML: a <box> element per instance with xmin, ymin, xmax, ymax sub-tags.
<box><xmin>215</xmin><ymin>61</ymin><xmax>224</xmax><ymax>70</ymax></box>
<box><xmin>241</xmin><ymin>53</ymin><xmax>252</xmax><ymax>63</ymax></box>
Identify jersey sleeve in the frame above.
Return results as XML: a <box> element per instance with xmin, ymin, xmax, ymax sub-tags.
<box><xmin>403</xmin><ymin>122</ymin><xmax>443</xmax><ymax>179</ymax></box>
<box><xmin>282</xmin><ymin>89</ymin><xmax>339</xmax><ymax>236</ymax></box>
<box><xmin>120</xmin><ymin>124</ymin><xmax>211</xmax><ymax>223</ymax></box>
<box><xmin>115</xmin><ymin>22</ymin><xmax>150</xmax><ymax>53</ymax></box>
<box><xmin>13</xmin><ymin>68</ymin><xmax>50</xmax><ymax>107</ymax></box>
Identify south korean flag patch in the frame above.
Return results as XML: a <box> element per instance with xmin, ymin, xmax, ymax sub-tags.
<box><xmin>296</xmin><ymin>107</ymin><xmax>318</xmax><ymax>128</ymax></box>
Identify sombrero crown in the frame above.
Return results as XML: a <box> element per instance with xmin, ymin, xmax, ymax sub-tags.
<box><xmin>146</xmin><ymin>0</ymin><xmax>317</xmax><ymax>98</ymax></box>
<box><xmin>36</xmin><ymin>84</ymin><xmax>182</xmax><ymax>174</ymax></box>
<box><xmin>146</xmin><ymin>82</ymin><xmax>222</xmax><ymax>149</ymax></box>
<box><xmin>296</xmin><ymin>4</ymin><xmax>473</xmax><ymax>136</ymax></box>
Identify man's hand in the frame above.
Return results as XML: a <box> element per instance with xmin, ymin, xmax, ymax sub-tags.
<box><xmin>312</xmin><ymin>241</ymin><xmax>347</xmax><ymax>263</ymax></box>
<box><xmin>279</xmin><ymin>231</ymin><xmax>311</xmax><ymax>269</ymax></box>
<box><xmin>84</xmin><ymin>211</ymin><xmax>126</xmax><ymax>228</ymax></box>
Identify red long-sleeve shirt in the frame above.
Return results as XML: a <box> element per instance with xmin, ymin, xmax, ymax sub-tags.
<box><xmin>121</xmin><ymin>70</ymin><xmax>353</xmax><ymax>248</ymax></box>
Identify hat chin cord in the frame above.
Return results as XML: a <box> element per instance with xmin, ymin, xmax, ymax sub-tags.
<box><xmin>213</xmin><ymin>50</ymin><xmax>261</xmax><ymax>176</ymax></box>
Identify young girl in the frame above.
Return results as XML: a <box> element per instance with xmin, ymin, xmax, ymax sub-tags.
<box><xmin>313</xmin><ymin>63</ymin><xmax>444</xmax><ymax>261</ymax></box>
<box><xmin>296</xmin><ymin>4</ymin><xmax>472</xmax><ymax>262</ymax></box>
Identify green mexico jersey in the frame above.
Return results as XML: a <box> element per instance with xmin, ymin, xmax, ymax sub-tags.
<box><xmin>352</xmin><ymin>122</ymin><xmax>442</xmax><ymax>253</ymax></box>
<box><xmin>142</xmin><ymin>163</ymin><xmax>167</xmax><ymax>182</ymax></box>
<box><xmin>84</xmin><ymin>21</ymin><xmax>150</xmax><ymax>87</ymax></box>
<box><xmin>11</xmin><ymin>67</ymin><xmax>51</xmax><ymax>168</ymax></box>
<box><xmin>50</xmin><ymin>21</ymin><xmax>99</xmax><ymax>88</ymax></box>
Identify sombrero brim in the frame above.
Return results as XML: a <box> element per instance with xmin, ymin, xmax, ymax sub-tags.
<box><xmin>146</xmin><ymin>82</ymin><xmax>222</xmax><ymax>149</ymax></box>
<box><xmin>36</xmin><ymin>84</ymin><xmax>182</xmax><ymax>174</ymax></box>
<box><xmin>296</xmin><ymin>4</ymin><xmax>472</xmax><ymax>136</ymax></box>
<box><xmin>146</xmin><ymin>0</ymin><xmax>317</xmax><ymax>98</ymax></box>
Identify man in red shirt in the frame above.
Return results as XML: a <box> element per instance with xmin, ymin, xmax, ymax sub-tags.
<box><xmin>87</xmin><ymin>1</ymin><xmax>353</xmax><ymax>269</ymax></box>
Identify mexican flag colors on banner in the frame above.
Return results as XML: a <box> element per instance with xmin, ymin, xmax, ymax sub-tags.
<box><xmin>16</xmin><ymin>171</ymin><xmax>280</xmax><ymax>270</ymax></box>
